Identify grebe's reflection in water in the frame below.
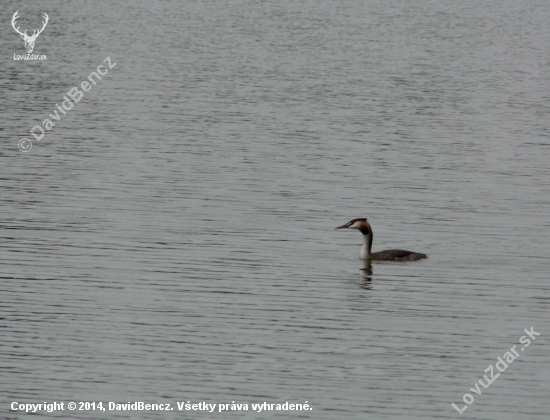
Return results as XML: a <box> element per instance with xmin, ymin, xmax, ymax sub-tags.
<box><xmin>359</xmin><ymin>260</ymin><xmax>373</xmax><ymax>290</ymax></box>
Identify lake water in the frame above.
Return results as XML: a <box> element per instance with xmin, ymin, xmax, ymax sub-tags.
<box><xmin>2</xmin><ymin>1</ymin><xmax>549</xmax><ymax>419</ymax></box>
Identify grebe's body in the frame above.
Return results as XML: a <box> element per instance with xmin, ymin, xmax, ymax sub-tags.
<box><xmin>336</xmin><ymin>218</ymin><xmax>427</xmax><ymax>261</ymax></box>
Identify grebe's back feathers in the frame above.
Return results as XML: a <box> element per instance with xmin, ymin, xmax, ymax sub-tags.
<box><xmin>370</xmin><ymin>249</ymin><xmax>427</xmax><ymax>261</ymax></box>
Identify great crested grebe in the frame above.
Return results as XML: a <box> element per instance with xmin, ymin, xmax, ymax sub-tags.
<box><xmin>335</xmin><ymin>218</ymin><xmax>427</xmax><ymax>261</ymax></box>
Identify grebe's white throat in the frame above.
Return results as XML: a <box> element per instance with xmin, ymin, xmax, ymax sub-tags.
<box><xmin>360</xmin><ymin>231</ymin><xmax>371</xmax><ymax>260</ymax></box>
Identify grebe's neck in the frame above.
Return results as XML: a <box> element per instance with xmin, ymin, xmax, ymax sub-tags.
<box><xmin>360</xmin><ymin>231</ymin><xmax>373</xmax><ymax>260</ymax></box>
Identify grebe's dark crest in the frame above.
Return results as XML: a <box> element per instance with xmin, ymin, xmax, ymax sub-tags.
<box><xmin>335</xmin><ymin>218</ymin><xmax>427</xmax><ymax>261</ymax></box>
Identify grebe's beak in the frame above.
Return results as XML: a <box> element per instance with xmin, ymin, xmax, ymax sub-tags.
<box><xmin>335</xmin><ymin>223</ymin><xmax>349</xmax><ymax>230</ymax></box>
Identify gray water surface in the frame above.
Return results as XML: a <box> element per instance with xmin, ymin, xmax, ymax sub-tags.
<box><xmin>2</xmin><ymin>1</ymin><xmax>549</xmax><ymax>419</ymax></box>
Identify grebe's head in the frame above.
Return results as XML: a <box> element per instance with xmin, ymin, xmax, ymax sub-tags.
<box><xmin>335</xmin><ymin>218</ymin><xmax>371</xmax><ymax>235</ymax></box>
